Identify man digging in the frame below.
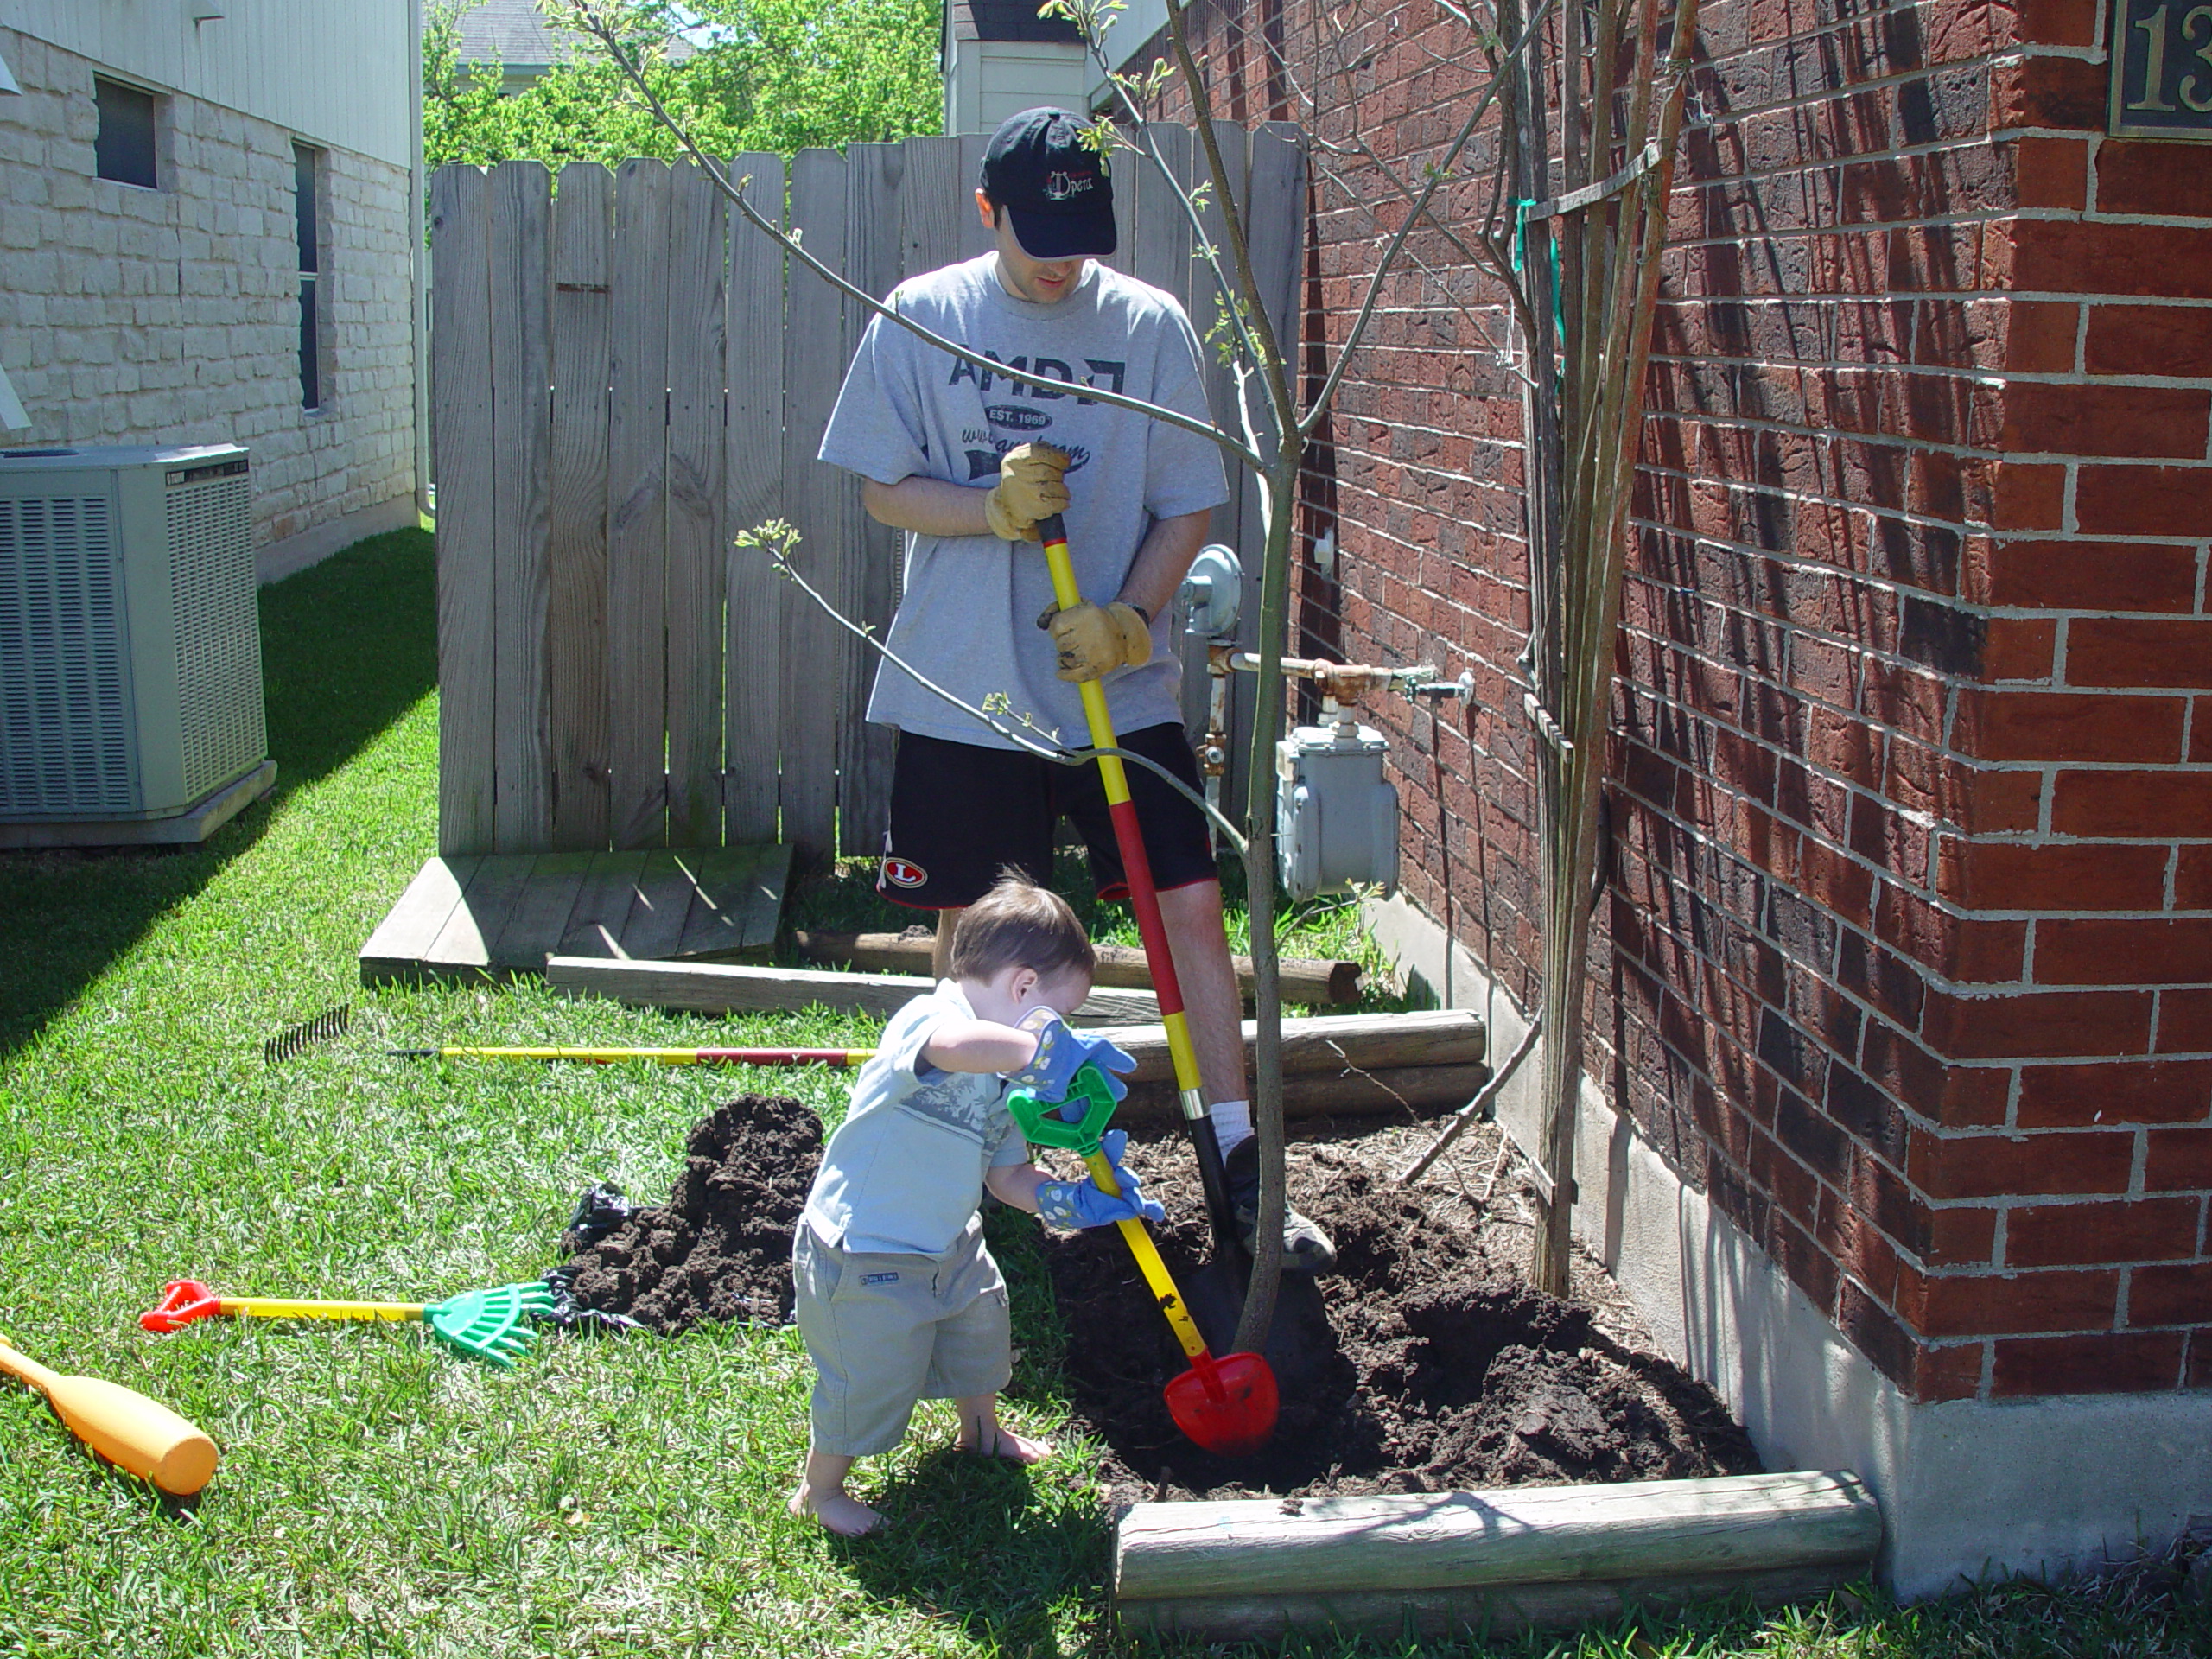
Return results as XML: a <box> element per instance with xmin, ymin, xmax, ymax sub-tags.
<box><xmin>817</xmin><ymin>105</ymin><xmax>1332</xmax><ymax>1274</ymax></box>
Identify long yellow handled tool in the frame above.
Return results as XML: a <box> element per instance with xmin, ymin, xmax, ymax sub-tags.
<box><xmin>0</xmin><ymin>1332</ymin><xmax>219</xmax><ymax>1496</ymax></box>
<box><xmin>1037</xmin><ymin>512</ymin><xmax>1242</xmax><ymax>1256</ymax></box>
<box><xmin>388</xmin><ymin>1046</ymin><xmax>874</xmax><ymax>1067</ymax></box>
<box><xmin>141</xmin><ymin>1280</ymin><xmax>550</xmax><ymax>1369</ymax></box>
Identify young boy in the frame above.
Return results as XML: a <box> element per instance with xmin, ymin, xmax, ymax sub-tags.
<box><xmin>788</xmin><ymin>874</ymin><xmax>1155</xmax><ymax>1535</ymax></box>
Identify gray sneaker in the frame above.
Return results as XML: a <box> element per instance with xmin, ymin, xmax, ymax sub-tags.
<box><xmin>1224</xmin><ymin>1135</ymin><xmax>1337</xmax><ymax>1274</ymax></box>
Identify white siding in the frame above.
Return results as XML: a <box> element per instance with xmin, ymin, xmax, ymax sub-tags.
<box><xmin>946</xmin><ymin>39</ymin><xmax>1087</xmax><ymax>134</ymax></box>
<box><xmin>0</xmin><ymin>0</ymin><xmax>412</xmax><ymax>165</ymax></box>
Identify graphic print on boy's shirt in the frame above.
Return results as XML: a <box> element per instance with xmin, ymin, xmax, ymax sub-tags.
<box><xmin>951</xmin><ymin>350</ymin><xmax>1123</xmax><ymax>480</ymax></box>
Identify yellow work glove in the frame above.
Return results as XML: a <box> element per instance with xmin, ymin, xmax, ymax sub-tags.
<box><xmin>982</xmin><ymin>443</ymin><xmax>1071</xmax><ymax>542</ymax></box>
<box><xmin>1043</xmin><ymin>600</ymin><xmax>1154</xmax><ymax>683</ymax></box>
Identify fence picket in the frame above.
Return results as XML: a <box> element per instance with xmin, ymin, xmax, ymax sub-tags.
<box><xmin>607</xmin><ymin>159</ymin><xmax>671</xmax><ymax>849</ymax></box>
<box><xmin>430</xmin><ymin>164</ymin><xmax>495</xmax><ymax>856</ymax></box>
<box><xmin>547</xmin><ymin>162</ymin><xmax>612</xmax><ymax>850</ymax></box>
<box><xmin>1187</xmin><ymin>122</ymin><xmax>1249</xmax><ymax>750</ymax></box>
<box><xmin>665</xmin><ymin>159</ymin><xmax>729</xmax><ymax>847</ymax></box>
<box><xmin>779</xmin><ymin>148</ymin><xmax>849</xmax><ymax>866</ymax></box>
<box><xmin>724</xmin><ymin>151</ymin><xmax>787</xmax><ymax>844</ymax></box>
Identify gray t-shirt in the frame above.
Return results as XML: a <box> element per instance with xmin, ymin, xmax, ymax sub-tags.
<box><xmin>801</xmin><ymin>981</ymin><xmax>1033</xmax><ymax>1256</ymax></box>
<box><xmin>818</xmin><ymin>254</ymin><xmax>1230</xmax><ymax>750</ymax></box>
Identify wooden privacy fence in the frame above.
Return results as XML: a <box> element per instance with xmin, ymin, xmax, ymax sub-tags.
<box><xmin>429</xmin><ymin>124</ymin><xmax>1305</xmax><ymax>865</ymax></box>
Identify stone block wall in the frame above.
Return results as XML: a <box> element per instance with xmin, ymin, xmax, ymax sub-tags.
<box><xmin>1152</xmin><ymin>0</ymin><xmax>2212</xmax><ymax>1407</ymax></box>
<box><xmin>0</xmin><ymin>26</ymin><xmax>416</xmax><ymax>550</ymax></box>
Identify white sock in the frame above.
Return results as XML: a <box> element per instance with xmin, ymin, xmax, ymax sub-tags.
<box><xmin>1209</xmin><ymin>1098</ymin><xmax>1252</xmax><ymax>1154</ymax></box>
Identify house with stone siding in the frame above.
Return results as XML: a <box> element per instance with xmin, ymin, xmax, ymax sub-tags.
<box><xmin>1109</xmin><ymin>0</ymin><xmax>2212</xmax><ymax>1600</ymax></box>
<box><xmin>0</xmin><ymin>1</ymin><xmax>422</xmax><ymax>582</ymax></box>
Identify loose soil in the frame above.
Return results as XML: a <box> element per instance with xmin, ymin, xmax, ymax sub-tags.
<box><xmin>560</xmin><ymin>1095</ymin><xmax>1758</xmax><ymax>1503</ymax></box>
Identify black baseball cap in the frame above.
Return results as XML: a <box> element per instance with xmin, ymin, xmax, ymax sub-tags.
<box><xmin>980</xmin><ymin>107</ymin><xmax>1116</xmax><ymax>261</ymax></box>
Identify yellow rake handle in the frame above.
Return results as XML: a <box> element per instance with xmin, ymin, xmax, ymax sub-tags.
<box><xmin>217</xmin><ymin>1296</ymin><xmax>425</xmax><ymax>1323</ymax></box>
<box><xmin>1085</xmin><ymin>1150</ymin><xmax>1211</xmax><ymax>1365</ymax></box>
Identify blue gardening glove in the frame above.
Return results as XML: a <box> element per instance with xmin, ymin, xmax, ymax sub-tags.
<box><xmin>1008</xmin><ymin>1009</ymin><xmax>1138</xmax><ymax>1106</ymax></box>
<box><xmin>1035</xmin><ymin>1129</ymin><xmax>1166</xmax><ymax>1230</ymax></box>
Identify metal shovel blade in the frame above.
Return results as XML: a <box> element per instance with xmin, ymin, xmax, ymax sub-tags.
<box><xmin>1164</xmin><ymin>1349</ymin><xmax>1280</xmax><ymax>1458</ymax></box>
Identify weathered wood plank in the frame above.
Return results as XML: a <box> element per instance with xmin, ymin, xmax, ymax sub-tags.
<box><xmin>779</xmin><ymin>148</ymin><xmax>849</xmax><ymax>866</ymax></box>
<box><xmin>487</xmin><ymin>161</ymin><xmax>554</xmax><ymax>853</ymax></box>
<box><xmin>555</xmin><ymin>849</ymin><xmax>648</xmax><ymax>958</ymax></box>
<box><xmin>359</xmin><ymin>855</ymin><xmax>483</xmax><ymax>983</ymax></box>
<box><xmin>790</xmin><ymin>930</ymin><xmax>1360</xmax><ymax>1004</ymax></box>
<box><xmin>664</xmin><ymin>158</ymin><xmax>729</xmax><ymax>848</ymax></box>
<box><xmin>724</xmin><ymin>150</ymin><xmax>787</xmax><ymax>844</ymax></box>
<box><xmin>546</xmin><ymin>957</ymin><xmax>1162</xmax><ymax>1025</ymax></box>
<box><xmin>1090</xmin><ymin>1008</ymin><xmax>1484</xmax><ymax>1085</ymax></box>
<box><xmin>1132</xmin><ymin>121</ymin><xmax>1193</xmax><ymax>313</ymax></box>
<box><xmin>547</xmin><ymin>162</ymin><xmax>613</xmax><ymax>850</ymax></box>
<box><xmin>429</xmin><ymin>165</ymin><xmax>496</xmax><ymax>855</ymax></box>
<box><xmin>1122</xmin><ymin>1061</ymin><xmax>1488</xmax><ymax>1121</ymax></box>
<box><xmin>1116</xmin><ymin>1472</ymin><xmax>1882</xmax><ymax>1611</ymax></box>
<box><xmin>1118</xmin><ymin>1563</ymin><xmax>1866</xmax><ymax>1643</ymax></box>
<box><xmin>842</xmin><ymin>141</ymin><xmax>905</xmax><ymax>856</ymax></box>
<box><xmin>424</xmin><ymin>853</ymin><xmax>541</xmax><ymax>976</ymax></box>
<box><xmin>607</xmin><ymin>159</ymin><xmax>671</xmax><ymax>849</ymax></box>
<box><xmin>900</xmin><ymin>134</ymin><xmax>964</xmax><ymax>280</ymax></box>
<box><xmin>1186</xmin><ymin>123</ymin><xmax>1249</xmax><ymax>747</ymax></box>
<box><xmin>957</xmin><ymin>132</ymin><xmax>995</xmax><ymax>262</ymax></box>
<box><xmin>620</xmin><ymin>849</ymin><xmax>697</xmax><ymax>962</ymax></box>
<box><xmin>670</xmin><ymin>844</ymin><xmax>772</xmax><ymax>961</ymax></box>
<box><xmin>481</xmin><ymin>849</ymin><xmax>595</xmax><ymax>970</ymax></box>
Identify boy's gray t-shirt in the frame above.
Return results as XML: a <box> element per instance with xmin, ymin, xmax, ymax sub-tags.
<box><xmin>801</xmin><ymin>981</ymin><xmax>1033</xmax><ymax>1256</ymax></box>
<box><xmin>817</xmin><ymin>255</ymin><xmax>1229</xmax><ymax>750</ymax></box>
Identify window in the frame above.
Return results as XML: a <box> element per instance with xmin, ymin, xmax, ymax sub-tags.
<box><xmin>295</xmin><ymin>143</ymin><xmax>323</xmax><ymax>410</ymax></box>
<box><xmin>94</xmin><ymin>77</ymin><xmax>158</xmax><ymax>188</ymax></box>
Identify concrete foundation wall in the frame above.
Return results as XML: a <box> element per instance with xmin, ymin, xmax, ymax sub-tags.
<box><xmin>0</xmin><ymin>26</ymin><xmax>417</xmax><ymax>561</ymax></box>
<box><xmin>1368</xmin><ymin>890</ymin><xmax>2212</xmax><ymax>1598</ymax></box>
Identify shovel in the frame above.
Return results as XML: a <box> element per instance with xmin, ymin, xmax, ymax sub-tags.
<box><xmin>1008</xmin><ymin>1064</ymin><xmax>1277</xmax><ymax>1456</ymax></box>
<box><xmin>1038</xmin><ymin>513</ymin><xmax>1333</xmax><ymax>1401</ymax></box>
<box><xmin>141</xmin><ymin>1279</ymin><xmax>553</xmax><ymax>1369</ymax></box>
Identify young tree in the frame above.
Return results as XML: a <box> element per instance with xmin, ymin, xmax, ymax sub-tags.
<box><xmin>556</xmin><ymin>0</ymin><xmax>1701</xmax><ymax>1343</ymax></box>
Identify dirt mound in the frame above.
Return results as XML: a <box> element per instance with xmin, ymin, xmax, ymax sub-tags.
<box><xmin>556</xmin><ymin>1097</ymin><xmax>1757</xmax><ymax>1503</ymax></box>
<box><xmin>561</xmin><ymin>1094</ymin><xmax>822</xmax><ymax>1333</ymax></box>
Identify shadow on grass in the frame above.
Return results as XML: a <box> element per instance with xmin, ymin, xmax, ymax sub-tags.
<box><xmin>0</xmin><ymin>525</ymin><xmax>435</xmax><ymax>1060</ymax></box>
<box><xmin>837</xmin><ymin>1440</ymin><xmax>1114</xmax><ymax>1659</ymax></box>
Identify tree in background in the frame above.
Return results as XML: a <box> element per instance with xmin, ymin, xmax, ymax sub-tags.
<box><xmin>424</xmin><ymin>0</ymin><xmax>942</xmax><ymax>170</ymax></box>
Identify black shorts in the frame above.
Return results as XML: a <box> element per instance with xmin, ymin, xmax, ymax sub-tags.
<box><xmin>877</xmin><ymin>724</ymin><xmax>1217</xmax><ymax>910</ymax></box>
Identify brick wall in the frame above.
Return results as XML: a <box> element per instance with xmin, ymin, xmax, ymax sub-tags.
<box><xmin>0</xmin><ymin>28</ymin><xmax>416</xmax><ymax>550</ymax></box>
<box><xmin>1153</xmin><ymin>0</ymin><xmax>2212</xmax><ymax>1402</ymax></box>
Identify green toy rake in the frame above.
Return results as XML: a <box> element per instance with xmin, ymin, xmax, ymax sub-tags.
<box><xmin>141</xmin><ymin>1278</ymin><xmax>552</xmax><ymax>1369</ymax></box>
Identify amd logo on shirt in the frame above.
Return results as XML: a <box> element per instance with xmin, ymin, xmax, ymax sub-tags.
<box><xmin>949</xmin><ymin>352</ymin><xmax>1125</xmax><ymax>404</ymax></box>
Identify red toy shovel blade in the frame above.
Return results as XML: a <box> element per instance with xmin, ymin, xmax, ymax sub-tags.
<box><xmin>141</xmin><ymin>1280</ymin><xmax>222</xmax><ymax>1332</ymax></box>
<box><xmin>1164</xmin><ymin>1350</ymin><xmax>1279</xmax><ymax>1457</ymax></box>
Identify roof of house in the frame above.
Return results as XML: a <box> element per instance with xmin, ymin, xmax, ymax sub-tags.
<box><xmin>454</xmin><ymin>0</ymin><xmax>571</xmax><ymax>70</ymax></box>
<box><xmin>949</xmin><ymin>0</ymin><xmax>1085</xmax><ymax>43</ymax></box>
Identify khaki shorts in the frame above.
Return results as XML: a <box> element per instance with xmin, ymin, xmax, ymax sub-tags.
<box><xmin>792</xmin><ymin>1221</ymin><xmax>1012</xmax><ymax>1457</ymax></box>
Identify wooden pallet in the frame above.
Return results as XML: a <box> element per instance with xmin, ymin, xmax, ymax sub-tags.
<box><xmin>359</xmin><ymin>844</ymin><xmax>791</xmax><ymax>985</ymax></box>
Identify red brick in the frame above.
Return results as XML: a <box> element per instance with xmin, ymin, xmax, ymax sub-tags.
<box><xmin>1938</xmin><ymin>763</ymin><xmax>2044</xmax><ymax>835</ymax></box>
<box><xmin>1976</xmin><ymin>540</ymin><xmax>2202</xmax><ymax>613</ymax></box>
<box><xmin>2068</xmin><ymin>620</ymin><xmax>2212</xmax><ymax>690</ymax></box>
<box><xmin>2195</xmin><ymin>1334</ymin><xmax>2212</xmax><ymax>1389</ymax></box>
<box><xmin>2008</xmin><ymin>220</ymin><xmax>2212</xmax><ymax>301</ymax></box>
<box><xmin>1992</xmin><ymin>1331</ymin><xmax>2186</xmax><ymax>1395</ymax></box>
<box><xmin>2008</xmin><ymin>1198</ymin><xmax>2202</xmax><ymax>1267</ymax></box>
<box><xmin>2146</xmin><ymin>1127</ymin><xmax>2212</xmax><ymax>1191</ymax></box>
<box><xmin>1912</xmin><ymin>1267</ymin><xmax>2119</xmax><ymax>1336</ymax></box>
<box><xmin>2018</xmin><ymin>1059</ymin><xmax>2212</xmax><ymax>1127</ymax></box>
<box><xmin>1980</xmin><ymin>616</ymin><xmax>2056</xmax><ymax>681</ymax></box>
<box><xmin>1954</xmin><ymin>690</ymin><xmax>2186</xmax><ymax>764</ymax></box>
<box><xmin>2005</xmin><ymin>301</ymin><xmax>2080</xmax><ymax>374</ymax></box>
<box><xmin>2095</xmin><ymin>142</ymin><xmax>2212</xmax><ymax>219</ymax></box>
<box><xmin>1874</xmin><ymin>885</ymin><xmax>2029</xmax><ymax>981</ymax></box>
<box><xmin>2037</xmin><ymin>918</ymin><xmax>2212</xmax><ymax>987</ymax></box>
<box><xmin>2018</xmin><ymin>0</ymin><xmax>2099</xmax><ymax>45</ymax></box>
<box><xmin>1940</xmin><ymin>841</ymin><xmax>2170</xmax><ymax>912</ymax></box>
<box><xmin>2162</xmin><ymin>990</ymin><xmax>2212</xmax><ymax>1054</ymax></box>
<box><xmin>1999</xmin><ymin>385</ymin><xmax>2210</xmax><ymax>460</ymax></box>
<box><xmin>2078</xmin><ymin>467</ymin><xmax>2212</xmax><ymax>538</ymax></box>
<box><xmin>2177</xmin><ymin>847</ymin><xmax>2212</xmax><ymax>912</ymax></box>
<box><xmin>1993</xmin><ymin>461</ymin><xmax>2067</xmax><ymax>531</ymax></box>
<box><xmin>1927</xmin><ymin>1204</ymin><xmax>2001</xmax><ymax>1267</ymax></box>
<box><xmin>2130</xmin><ymin>1261</ymin><xmax>2212</xmax><ymax>1326</ymax></box>
<box><xmin>2087</xmin><ymin>305</ymin><xmax>2212</xmax><ymax>380</ymax></box>
<box><xmin>2015</xmin><ymin>137</ymin><xmax>2091</xmax><ymax>211</ymax></box>
<box><xmin>2051</xmin><ymin>771</ymin><xmax>2212</xmax><ymax>838</ymax></box>
<box><xmin>1920</xmin><ymin>988</ymin><xmax>2153</xmax><ymax>1059</ymax></box>
<box><xmin>1907</xmin><ymin>1125</ymin><xmax>2138</xmax><ymax>1197</ymax></box>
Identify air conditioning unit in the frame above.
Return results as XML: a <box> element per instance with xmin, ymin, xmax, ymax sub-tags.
<box><xmin>0</xmin><ymin>443</ymin><xmax>270</xmax><ymax>836</ymax></box>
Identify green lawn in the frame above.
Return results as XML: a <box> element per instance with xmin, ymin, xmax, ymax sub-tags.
<box><xmin>0</xmin><ymin>528</ymin><xmax>2204</xmax><ymax>1657</ymax></box>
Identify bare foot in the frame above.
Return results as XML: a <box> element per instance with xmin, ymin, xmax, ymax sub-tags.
<box><xmin>954</xmin><ymin>1423</ymin><xmax>1054</xmax><ymax>1464</ymax></box>
<box><xmin>789</xmin><ymin>1483</ymin><xmax>884</xmax><ymax>1536</ymax></box>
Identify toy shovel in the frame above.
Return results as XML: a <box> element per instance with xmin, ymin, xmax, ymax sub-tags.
<box><xmin>1008</xmin><ymin>1063</ymin><xmax>1278</xmax><ymax>1456</ymax></box>
<box><xmin>141</xmin><ymin>1279</ymin><xmax>552</xmax><ymax>1369</ymax></box>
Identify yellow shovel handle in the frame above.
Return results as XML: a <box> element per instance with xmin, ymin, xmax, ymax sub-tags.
<box><xmin>1085</xmin><ymin>1151</ymin><xmax>1210</xmax><ymax>1365</ymax></box>
<box><xmin>217</xmin><ymin>1296</ymin><xmax>425</xmax><ymax>1323</ymax></box>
